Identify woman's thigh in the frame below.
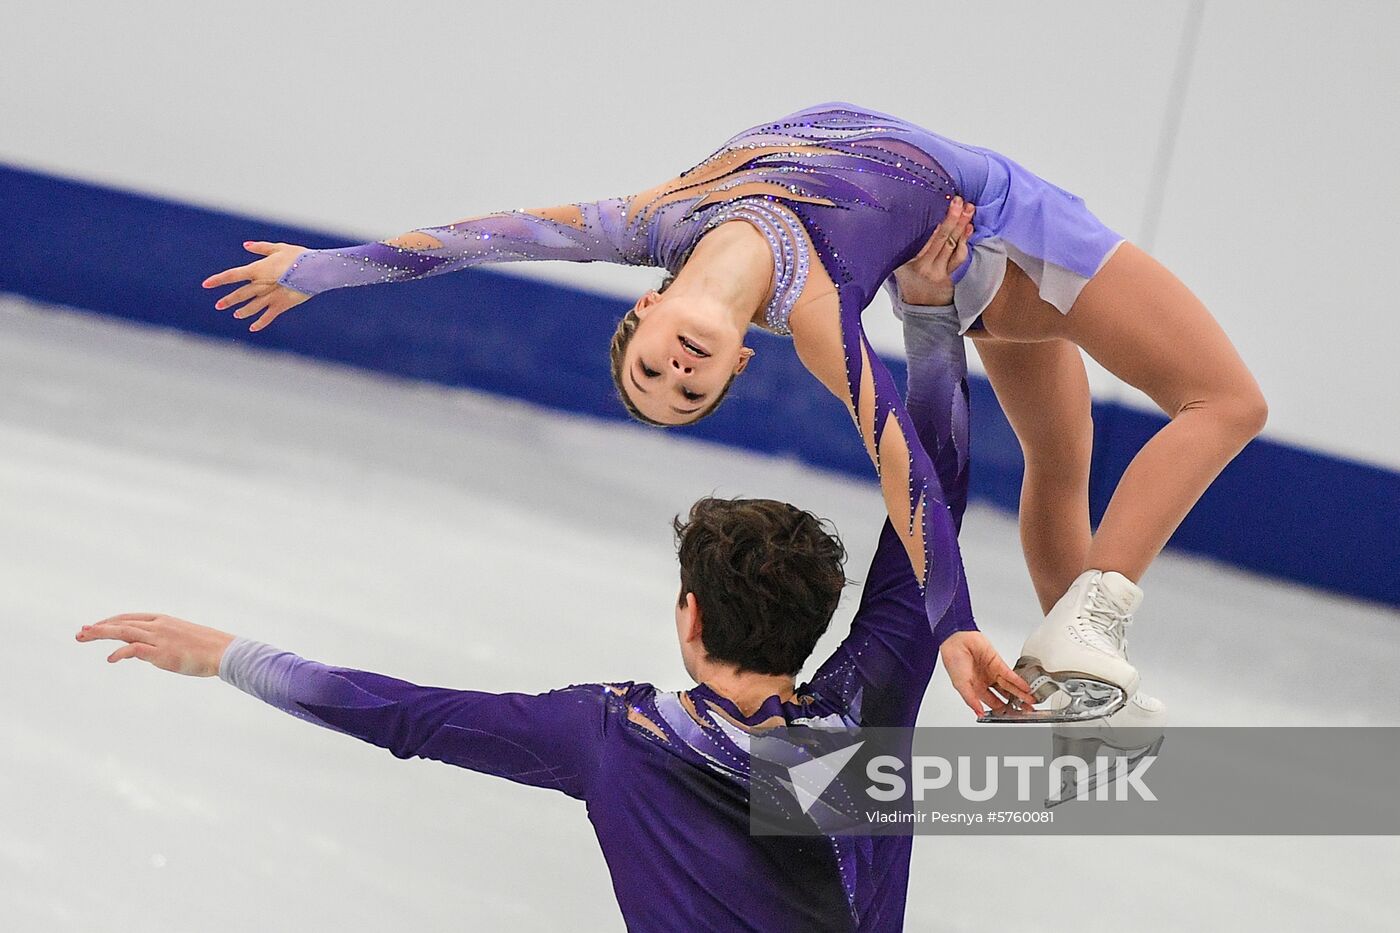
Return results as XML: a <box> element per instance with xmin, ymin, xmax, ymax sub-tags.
<box><xmin>1059</xmin><ymin>242</ymin><xmax>1265</xmax><ymax>422</ymax></box>
<box><xmin>973</xmin><ymin>259</ymin><xmax>1067</xmax><ymax>343</ymax></box>
<box><xmin>978</xmin><ymin>242</ymin><xmax>1264</xmax><ymax>422</ymax></box>
<box><xmin>971</xmin><ymin>333</ymin><xmax>1093</xmax><ymax>474</ymax></box>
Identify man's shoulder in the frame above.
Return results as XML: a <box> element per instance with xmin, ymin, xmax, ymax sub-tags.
<box><xmin>592</xmin><ymin>680</ymin><xmax>657</xmax><ymax>702</ymax></box>
<box><xmin>550</xmin><ymin>680</ymin><xmax>661</xmax><ymax>716</ymax></box>
<box><xmin>558</xmin><ymin>681</ymin><xmax>687</xmax><ymax>747</ymax></box>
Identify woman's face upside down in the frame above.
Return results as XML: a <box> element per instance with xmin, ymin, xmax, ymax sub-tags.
<box><xmin>617</xmin><ymin>290</ymin><xmax>753</xmax><ymax>426</ymax></box>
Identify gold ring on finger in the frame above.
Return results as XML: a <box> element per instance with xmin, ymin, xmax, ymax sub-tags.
<box><xmin>947</xmin><ymin>236</ymin><xmax>959</xmax><ymax>247</ymax></box>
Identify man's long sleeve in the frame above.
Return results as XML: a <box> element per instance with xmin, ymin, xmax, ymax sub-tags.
<box><xmin>219</xmin><ymin>637</ymin><xmax>611</xmax><ymax>800</ymax></box>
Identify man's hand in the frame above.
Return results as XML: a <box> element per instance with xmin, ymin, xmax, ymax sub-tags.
<box><xmin>75</xmin><ymin>613</ymin><xmax>234</xmax><ymax>678</ymax></box>
<box><xmin>892</xmin><ymin>196</ymin><xmax>976</xmax><ymax>307</ymax></box>
<box><xmin>938</xmin><ymin>630</ymin><xmax>1036</xmax><ymax>717</ymax></box>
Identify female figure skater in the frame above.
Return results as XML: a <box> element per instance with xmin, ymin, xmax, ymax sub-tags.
<box><xmin>204</xmin><ymin>102</ymin><xmax>1266</xmax><ymax>722</ymax></box>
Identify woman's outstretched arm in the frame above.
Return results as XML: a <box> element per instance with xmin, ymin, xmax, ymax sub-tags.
<box><xmin>281</xmin><ymin>199</ymin><xmax>650</xmax><ymax>296</ymax></box>
<box><xmin>202</xmin><ymin>197</ymin><xmax>651</xmax><ymax>331</ymax></box>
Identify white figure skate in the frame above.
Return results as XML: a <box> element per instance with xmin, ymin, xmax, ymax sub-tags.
<box><xmin>1045</xmin><ymin>690</ymin><xmax>1166</xmax><ymax>807</ymax></box>
<box><xmin>980</xmin><ymin>569</ymin><xmax>1144</xmax><ymax>724</ymax></box>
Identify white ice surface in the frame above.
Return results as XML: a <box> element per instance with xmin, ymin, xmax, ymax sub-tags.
<box><xmin>2</xmin><ymin>295</ymin><xmax>1396</xmax><ymax>932</ymax></box>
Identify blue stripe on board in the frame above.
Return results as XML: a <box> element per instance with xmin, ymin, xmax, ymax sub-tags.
<box><xmin>3</xmin><ymin>163</ymin><xmax>1396</xmax><ymax>607</ymax></box>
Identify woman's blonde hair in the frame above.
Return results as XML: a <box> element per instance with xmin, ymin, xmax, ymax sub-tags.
<box><xmin>609</xmin><ymin>306</ymin><xmax>664</xmax><ymax>426</ymax></box>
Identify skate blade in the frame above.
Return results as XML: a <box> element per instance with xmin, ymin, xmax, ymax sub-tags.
<box><xmin>1045</xmin><ymin>733</ymin><xmax>1165</xmax><ymax>808</ymax></box>
<box><xmin>977</xmin><ymin>662</ymin><xmax>1128</xmax><ymax>724</ymax></box>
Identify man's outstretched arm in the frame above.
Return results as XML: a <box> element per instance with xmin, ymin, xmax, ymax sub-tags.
<box><xmin>76</xmin><ymin>614</ymin><xmax>609</xmax><ymax>800</ymax></box>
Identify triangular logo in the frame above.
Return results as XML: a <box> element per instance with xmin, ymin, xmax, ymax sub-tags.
<box><xmin>786</xmin><ymin>740</ymin><xmax>865</xmax><ymax>814</ymax></box>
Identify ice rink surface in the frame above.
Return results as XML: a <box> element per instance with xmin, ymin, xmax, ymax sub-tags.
<box><xmin>3</xmin><ymin>295</ymin><xmax>1397</xmax><ymax>931</ymax></box>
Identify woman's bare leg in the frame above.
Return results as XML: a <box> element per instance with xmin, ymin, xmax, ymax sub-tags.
<box><xmin>973</xmin><ymin>335</ymin><xmax>1094</xmax><ymax>612</ymax></box>
<box><xmin>979</xmin><ymin>242</ymin><xmax>1268</xmax><ymax>582</ymax></box>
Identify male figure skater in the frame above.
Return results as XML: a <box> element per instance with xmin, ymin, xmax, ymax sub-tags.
<box><xmin>77</xmin><ymin>258</ymin><xmax>1028</xmax><ymax>932</ymax></box>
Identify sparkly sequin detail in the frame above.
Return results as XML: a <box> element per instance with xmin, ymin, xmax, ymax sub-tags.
<box><xmin>277</xmin><ymin>107</ymin><xmax>958</xmax><ymax>308</ymax></box>
<box><xmin>279</xmin><ymin>199</ymin><xmax>651</xmax><ymax>296</ymax></box>
<box><xmin>698</xmin><ymin>198</ymin><xmax>809</xmax><ymax>335</ymax></box>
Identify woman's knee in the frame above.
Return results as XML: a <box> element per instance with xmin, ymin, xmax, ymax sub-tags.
<box><xmin>1181</xmin><ymin>384</ymin><xmax>1269</xmax><ymax>442</ymax></box>
<box><xmin>977</xmin><ymin>336</ymin><xmax>1094</xmax><ymax>468</ymax></box>
<box><xmin>1232</xmin><ymin>385</ymin><xmax>1270</xmax><ymax>439</ymax></box>
<box><xmin>1019</xmin><ymin>408</ymin><xmax>1095</xmax><ymax>479</ymax></box>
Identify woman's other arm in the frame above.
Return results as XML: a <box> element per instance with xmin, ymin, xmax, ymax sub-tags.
<box><xmin>792</xmin><ymin>206</ymin><xmax>1031</xmax><ymax>716</ymax></box>
<box><xmin>789</xmin><ymin>200</ymin><xmax>976</xmax><ymax>608</ymax></box>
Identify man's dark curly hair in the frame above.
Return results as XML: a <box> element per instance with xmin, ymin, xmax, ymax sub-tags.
<box><xmin>673</xmin><ymin>496</ymin><xmax>848</xmax><ymax>676</ymax></box>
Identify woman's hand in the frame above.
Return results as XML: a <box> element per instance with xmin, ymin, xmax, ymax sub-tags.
<box><xmin>938</xmin><ymin>630</ymin><xmax>1036</xmax><ymax>718</ymax></box>
<box><xmin>202</xmin><ymin>241</ymin><xmax>312</xmax><ymax>332</ymax></box>
<box><xmin>75</xmin><ymin>613</ymin><xmax>235</xmax><ymax>678</ymax></box>
<box><xmin>892</xmin><ymin>196</ymin><xmax>975</xmax><ymax>307</ymax></box>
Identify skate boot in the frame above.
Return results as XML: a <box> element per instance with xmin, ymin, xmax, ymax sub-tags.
<box><xmin>1045</xmin><ymin>690</ymin><xmax>1166</xmax><ymax>807</ymax></box>
<box><xmin>979</xmin><ymin>569</ymin><xmax>1143</xmax><ymax>723</ymax></box>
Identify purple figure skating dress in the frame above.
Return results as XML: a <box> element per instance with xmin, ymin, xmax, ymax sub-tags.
<box><xmin>278</xmin><ymin>101</ymin><xmax>1127</xmax><ymax>644</ymax></box>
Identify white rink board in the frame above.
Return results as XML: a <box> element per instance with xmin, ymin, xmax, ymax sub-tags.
<box><xmin>2</xmin><ymin>296</ymin><xmax>1396</xmax><ymax>932</ymax></box>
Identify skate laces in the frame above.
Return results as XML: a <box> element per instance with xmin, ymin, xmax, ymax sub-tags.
<box><xmin>1080</xmin><ymin>580</ymin><xmax>1132</xmax><ymax>656</ymax></box>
